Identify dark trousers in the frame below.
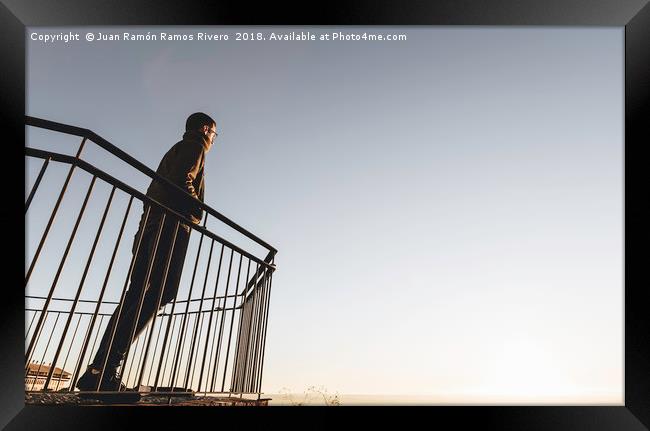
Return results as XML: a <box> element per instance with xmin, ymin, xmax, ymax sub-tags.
<box><xmin>90</xmin><ymin>213</ymin><xmax>191</xmax><ymax>371</ymax></box>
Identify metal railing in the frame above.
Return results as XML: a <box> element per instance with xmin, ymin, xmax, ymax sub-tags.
<box><xmin>24</xmin><ymin>116</ymin><xmax>277</xmax><ymax>400</ymax></box>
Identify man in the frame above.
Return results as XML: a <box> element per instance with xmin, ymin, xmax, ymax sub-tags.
<box><xmin>76</xmin><ymin>112</ymin><xmax>217</xmax><ymax>392</ymax></box>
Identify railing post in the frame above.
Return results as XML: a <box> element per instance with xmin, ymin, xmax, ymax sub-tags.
<box><xmin>256</xmin><ymin>260</ymin><xmax>274</xmax><ymax>395</ymax></box>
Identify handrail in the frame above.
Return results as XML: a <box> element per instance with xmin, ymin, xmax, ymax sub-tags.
<box><xmin>25</xmin><ymin>293</ymin><xmax>246</xmax><ymax>305</ymax></box>
<box><xmin>25</xmin><ymin>115</ymin><xmax>277</xmax><ymax>254</ymax></box>
<box><xmin>26</xmin><ymin>146</ymin><xmax>275</xmax><ymax>270</ymax></box>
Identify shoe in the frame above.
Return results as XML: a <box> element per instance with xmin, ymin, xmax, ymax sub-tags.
<box><xmin>76</xmin><ymin>366</ymin><xmax>127</xmax><ymax>392</ymax></box>
<box><xmin>77</xmin><ymin>366</ymin><xmax>141</xmax><ymax>403</ymax></box>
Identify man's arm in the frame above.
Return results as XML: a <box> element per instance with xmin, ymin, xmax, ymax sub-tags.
<box><xmin>179</xmin><ymin>143</ymin><xmax>203</xmax><ymax>198</ymax></box>
<box><xmin>174</xmin><ymin>142</ymin><xmax>205</xmax><ymax>221</ymax></box>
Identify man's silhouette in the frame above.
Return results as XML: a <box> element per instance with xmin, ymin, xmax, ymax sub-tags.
<box><xmin>76</xmin><ymin>112</ymin><xmax>217</xmax><ymax>392</ymax></box>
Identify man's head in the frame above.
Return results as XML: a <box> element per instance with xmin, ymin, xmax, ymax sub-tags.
<box><xmin>186</xmin><ymin>112</ymin><xmax>217</xmax><ymax>150</ymax></box>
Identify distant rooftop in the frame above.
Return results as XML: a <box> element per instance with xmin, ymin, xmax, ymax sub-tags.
<box><xmin>26</xmin><ymin>362</ymin><xmax>71</xmax><ymax>379</ymax></box>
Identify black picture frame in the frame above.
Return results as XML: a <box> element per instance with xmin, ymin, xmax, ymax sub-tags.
<box><xmin>2</xmin><ymin>0</ymin><xmax>648</xmax><ymax>429</ymax></box>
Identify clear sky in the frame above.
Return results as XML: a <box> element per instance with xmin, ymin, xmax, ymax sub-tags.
<box><xmin>26</xmin><ymin>26</ymin><xmax>623</xmax><ymax>403</ymax></box>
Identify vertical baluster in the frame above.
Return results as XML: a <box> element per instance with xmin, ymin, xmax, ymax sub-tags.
<box><xmin>152</xmin><ymin>293</ymin><xmax>183</xmax><ymax>390</ymax></box>
<box><xmin>245</xmin><ymin>272</ymin><xmax>263</xmax><ymax>393</ymax></box>
<box><xmin>230</xmin><ymin>258</ymin><xmax>251</xmax><ymax>394</ymax></box>
<box><xmin>123</xmin><ymin>331</ymin><xmax>144</xmax><ymax>387</ymax></box>
<box><xmin>205</xmin><ymin>297</ymin><xmax>223</xmax><ymax>392</ymax></box>
<box><xmin>159</xmin><ymin>314</ymin><xmax>179</xmax><ymax>390</ymax></box>
<box><xmin>209</xmin><ymin>249</ymin><xmax>234</xmax><ymax>392</ymax></box>
<box><xmin>29</xmin><ymin>312</ymin><xmax>60</xmax><ymax>392</ymax></box>
<box><xmin>168</xmin><ymin>221</ymin><xmax>208</xmax><ymax>391</ymax></box>
<box><xmin>25</xmin><ymin>310</ymin><xmax>39</xmax><ymax>342</ymax></box>
<box><xmin>197</xmin><ymin>244</ymin><xmax>225</xmax><ymax>393</ymax></box>
<box><xmin>25</xmin><ymin>138</ymin><xmax>86</xmax><ymax>284</ymax></box>
<box><xmin>251</xmin><ymin>270</ymin><xmax>268</xmax><ymax>394</ymax></box>
<box><xmin>247</xmin><ymin>277</ymin><xmax>263</xmax><ymax>393</ymax></box>
<box><xmin>72</xmin><ymin>198</ymin><xmax>140</xmax><ymax>390</ymax></box>
<box><xmin>182</xmin><ymin>239</ymin><xmax>216</xmax><ymax>390</ymax></box>
<box><xmin>69</xmin><ymin>314</ymin><xmax>92</xmax><ymax>392</ymax></box>
<box><xmin>115</xmin><ymin>212</ymin><xmax>167</xmax><ymax>391</ymax></box>
<box><xmin>85</xmin><ymin>314</ymin><xmax>106</xmax><ymax>377</ymax></box>
<box><xmin>152</xmin><ymin>218</ymin><xmax>206</xmax><ymax>392</ymax></box>
<box><xmin>25</xmin><ymin>175</ymin><xmax>97</xmax><ymax>368</ymax></box>
<box><xmin>256</xmin><ymin>262</ymin><xmax>274</xmax><ymax>395</ymax></box>
<box><xmin>43</xmin><ymin>186</ymin><xmax>116</xmax><ymax>390</ymax></box>
<box><xmin>146</xmin><ymin>313</ymin><xmax>165</xmax><ymax>386</ymax></box>
<box><xmin>25</xmin><ymin>156</ymin><xmax>51</xmax><ymax>213</ymax></box>
<box><xmin>220</xmin><ymin>253</ymin><xmax>244</xmax><ymax>393</ymax></box>
<box><xmin>54</xmin><ymin>313</ymin><xmax>83</xmax><ymax>392</ymax></box>
<box><xmin>236</xmin><ymin>271</ymin><xmax>256</xmax><ymax>393</ymax></box>
<box><xmin>187</xmin><ymin>312</ymin><xmax>206</xmax><ymax>391</ymax></box>
<box><xmin>135</xmin><ymin>220</ymin><xmax>182</xmax><ymax>389</ymax></box>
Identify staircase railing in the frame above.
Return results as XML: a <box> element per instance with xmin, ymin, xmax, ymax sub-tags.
<box><xmin>24</xmin><ymin>116</ymin><xmax>277</xmax><ymax>400</ymax></box>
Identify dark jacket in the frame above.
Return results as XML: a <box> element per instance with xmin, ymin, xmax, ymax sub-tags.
<box><xmin>132</xmin><ymin>130</ymin><xmax>210</xmax><ymax>252</ymax></box>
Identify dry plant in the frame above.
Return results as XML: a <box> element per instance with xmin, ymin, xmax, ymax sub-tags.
<box><xmin>278</xmin><ymin>385</ymin><xmax>341</xmax><ymax>406</ymax></box>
